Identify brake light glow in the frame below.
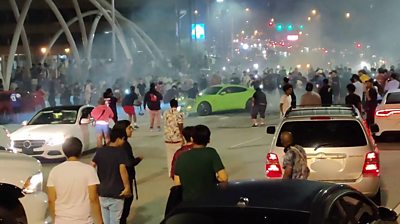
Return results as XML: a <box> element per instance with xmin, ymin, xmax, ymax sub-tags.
<box><xmin>362</xmin><ymin>152</ymin><xmax>380</xmax><ymax>176</ymax></box>
<box><xmin>266</xmin><ymin>153</ymin><xmax>282</xmax><ymax>178</ymax></box>
<box><xmin>376</xmin><ymin>109</ymin><xmax>400</xmax><ymax>117</ymax></box>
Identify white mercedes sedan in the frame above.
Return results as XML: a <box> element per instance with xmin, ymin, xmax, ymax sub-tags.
<box><xmin>9</xmin><ymin>105</ymin><xmax>97</xmax><ymax>162</ymax></box>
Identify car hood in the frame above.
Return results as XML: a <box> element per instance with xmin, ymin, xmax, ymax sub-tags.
<box><xmin>0</xmin><ymin>151</ymin><xmax>42</xmax><ymax>188</ymax></box>
<box><xmin>10</xmin><ymin>124</ymin><xmax>76</xmax><ymax>140</ymax></box>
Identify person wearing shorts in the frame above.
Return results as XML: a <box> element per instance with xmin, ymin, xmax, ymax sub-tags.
<box><xmin>122</xmin><ymin>86</ymin><xmax>139</xmax><ymax>128</ymax></box>
<box><xmin>251</xmin><ymin>86</ymin><xmax>267</xmax><ymax>127</ymax></box>
<box><xmin>91</xmin><ymin>98</ymin><xmax>114</xmax><ymax>147</ymax></box>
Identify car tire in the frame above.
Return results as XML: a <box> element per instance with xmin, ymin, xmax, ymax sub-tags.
<box><xmin>197</xmin><ymin>102</ymin><xmax>212</xmax><ymax>116</ymax></box>
<box><xmin>371</xmin><ymin>188</ymin><xmax>382</xmax><ymax>206</ymax></box>
<box><xmin>245</xmin><ymin>99</ymin><xmax>252</xmax><ymax>112</ymax></box>
<box><xmin>0</xmin><ymin>201</ymin><xmax>27</xmax><ymax>224</ymax></box>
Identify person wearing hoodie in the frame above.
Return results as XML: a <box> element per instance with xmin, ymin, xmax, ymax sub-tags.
<box><xmin>143</xmin><ymin>83</ymin><xmax>163</xmax><ymax>131</ymax></box>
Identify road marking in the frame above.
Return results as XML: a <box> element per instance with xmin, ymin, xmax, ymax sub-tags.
<box><xmin>229</xmin><ymin>136</ymin><xmax>264</xmax><ymax>149</ymax></box>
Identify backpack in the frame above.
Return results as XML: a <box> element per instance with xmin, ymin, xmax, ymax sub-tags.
<box><xmin>150</xmin><ymin>93</ymin><xmax>158</xmax><ymax>102</ymax></box>
<box><xmin>289</xmin><ymin>146</ymin><xmax>310</xmax><ymax>180</ymax></box>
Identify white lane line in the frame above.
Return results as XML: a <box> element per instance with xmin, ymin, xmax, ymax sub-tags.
<box><xmin>229</xmin><ymin>136</ymin><xmax>264</xmax><ymax>149</ymax></box>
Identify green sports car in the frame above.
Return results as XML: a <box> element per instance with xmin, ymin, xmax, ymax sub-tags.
<box><xmin>185</xmin><ymin>84</ymin><xmax>256</xmax><ymax>116</ymax></box>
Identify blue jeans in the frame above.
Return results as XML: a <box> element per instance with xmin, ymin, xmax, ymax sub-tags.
<box><xmin>99</xmin><ymin>197</ymin><xmax>124</xmax><ymax>224</ymax></box>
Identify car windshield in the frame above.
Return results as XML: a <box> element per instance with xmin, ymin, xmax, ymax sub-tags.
<box><xmin>202</xmin><ymin>87</ymin><xmax>222</xmax><ymax>95</ymax></box>
<box><xmin>29</xmin><ymin>110</ymin><xmax>78</xmax><ymax>125</ymax></box>
<box><xmin>276</xmin><ymin>120</ymin><xmax>367</xmax><ymax>147</ymax></box>
<box><xmin>165</xmin><ymin>208</ymin><xmax>309</xmax><ymax>224</ymax></box>
<box><xmin>386</xmin><ymin>92</ymin><xmax>400</xmax><ymax>104</ymax></box>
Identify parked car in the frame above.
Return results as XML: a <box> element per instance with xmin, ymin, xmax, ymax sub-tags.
<box><xmin>0</xmin><ymin>125</ymin><xmax>11</xmax><ymax>150</ymax></box>
<box><xmin>0</xmin><ymin>151</ymin><xmax>49</xmax><ymax>223</ymax></box>
<box><xmin>186</xmin><ymin>84</ymin><xmax>255</xmax><ymax>116</ymax></box>
<box><xmin>162</xmin><ymin>180</ymin><xmax>399</xmax><ymax>224</ymax></box>
<box><xmin>265</xmin><ymin>106</ymin><xmax>381</xmax><ymax>204</ymax></box>
<box><xmin>375</xmin><ymin>89</ymin><xmax>400</xmax><ymax>137</ymax></box>
<box><xmin>9</xmin><ymin>105</ymin><xmax>97</xmax><ymax>162</ymax></box>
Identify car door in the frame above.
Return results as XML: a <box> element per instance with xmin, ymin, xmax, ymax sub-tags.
<box><xmin>325</xmin><ymin>193</ymin><xmax>378</xmax><ymax>224</ymax></box>
<box><xmin>218</xmin><ymin>86</ymin><xmax>248</xmax><ymax>110</ymax></box>
<box><xmin>79</xmin><ymin>107</ymin><xmax>95</xmax><ymax>151</ymax></box>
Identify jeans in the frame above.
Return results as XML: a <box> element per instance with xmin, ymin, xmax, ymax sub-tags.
<box><xmin>99</xmin><ymin>197</ymin><xmax>124</xmax><ymax>224</ymax></box>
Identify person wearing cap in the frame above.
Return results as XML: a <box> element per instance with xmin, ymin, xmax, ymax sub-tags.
<box><xmin>358</xmin><ymin>70</ymin><xmax>370</xmax><ymax>83</ymax></box>
<box><xmin>384</xmin><ymin>73</ymin><xmax>400</xmax><ymax>93</ymax></box>
<box><xmin>365</xmin><ymin>78</ymin><xmax>378</xmax><ymax>126</ymax></box>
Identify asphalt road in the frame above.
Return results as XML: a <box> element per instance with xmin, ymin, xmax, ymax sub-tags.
<box><xmin>10</xmin><ymin>110</ymin><xmax>400</xmax><ymax>224</ymax></box>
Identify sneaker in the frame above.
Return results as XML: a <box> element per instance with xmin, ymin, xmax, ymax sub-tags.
<box><xmin>150</xmin><ymin>127</ymin><xmax>154</xmax><ymax>132</ymax></box>
<box><xmin>259</xmin><ymin>123</ymin><xmax>265</xmax><ymax>126</ymax></box>
<box><xmin>252</xmin><ymin>124</ymin><xmax>258</xmax><ymax>127</ymax></box>
<box><xmin>134</xmin><ymin>124</ymin><xmax>140</xmax><ymax>129</ymax></box>
<box><xmin>157</xmin><ymin>127</ymin><xmax>162</xmax><ymax>132</ymax></box>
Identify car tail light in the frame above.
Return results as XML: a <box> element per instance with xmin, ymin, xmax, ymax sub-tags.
<box><xmin>265</xmin><ymin>153</ymin><xmax>282</xmax><ymax>178</ymax></box>
<box><xmin>376</xmin><ymin>109</ymin><xmax>400</xmax><ymax>117</ymax></box>
<box><xmin>362</xmin><ymin>152</ymin><xmax>380</xmax><ymax>176</ymax></box>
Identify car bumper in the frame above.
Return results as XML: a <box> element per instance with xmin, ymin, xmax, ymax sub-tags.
<box><xmin>20</xmin><ymin>191</ymin><xmax>50</xmax><ymax>223</ymax></box>
<box><xmin>375</xmin><ymin>118</ymin><xmax>400</xmax><ymax>136</ymax></box>
<box><xmin>324</xmin><ymin>175</ymin><xmax>380</xmax><ymax>197</ymax></box>
<box><xmin>10</xmin><ymin>144</ymin><xmax>65</xmax><ymax>160</ymax></box>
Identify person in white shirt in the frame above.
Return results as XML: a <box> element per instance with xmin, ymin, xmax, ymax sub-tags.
<box><xmin>384</xmin><ymin>73</ymin><xmax>400</xmax><ymax>93</ymax></box>
<box><xmin>280</xmin><ymin>84</ymin><xmax>293</xmax><ymax>117</ymax></box>
<box><xmin>47</xmin><ymin>137</ymin><xmax>103</xmax><ymax>224</ymax></box>
<box><xmin>351</xmin><ymin>74</ymin><xmax>364</xmax><ymax>100</ymax></box>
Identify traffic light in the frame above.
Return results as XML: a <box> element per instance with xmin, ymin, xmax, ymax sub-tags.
<box><xmin>276</xmin><ymin>24</ymin><xmax>284</xmax><ymax>32</ymax></box>
<box><xmin>287</xmin><ymin>24</ymin><xmax>294</xmax><ymax>31</ymax></box>
<box><xmin>299</xmin><ymin>25</ymin><xmax>304</xmax><ymax>30</ymax></box>
<box><xmin>355</xmin><ymin>42</ymin><xmax>362</xmax><ymax>48</ymax></box>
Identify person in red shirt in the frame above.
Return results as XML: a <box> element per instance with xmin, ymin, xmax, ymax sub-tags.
<box><xmin>91</xmin><ymin>98</ymin><xmax>114</xmax><ymax>147</ymax></box>
<box><xmin>170</xmin><ymin>126</ymin><xmax>194</xmax><ymax>180</ymax></box>
<box><xmin>34</xmin><ymin>85</ymin><xmax>46</xmax><ymax>110</ymax></box>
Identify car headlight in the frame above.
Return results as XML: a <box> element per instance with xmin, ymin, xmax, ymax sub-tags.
<box><xmin>47</xmin><ymin>134</ymin><xmax>65</xmax><ymax>146</ymax></box>
<box><xmin>23</xmin><ymin>172</ymin><xmax>43</xmax><ymax>194</ymax></box>
<box><xmin>187</xmin><ymin>105</ymin><xmax>193</xmax><ymax>110</ymax></box>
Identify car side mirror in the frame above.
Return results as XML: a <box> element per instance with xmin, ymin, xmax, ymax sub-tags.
<box><xmin>266</xmin><ymin>126</ymin><xmax>276</xmax><ymax>134</ymax></box>
<box><xmin>370</xmin><ymin>124</ymin><xmax>379</xmax><ymax>133</ymax></box>
<box><xmin>220</xmin><ymin>91</ymin><xmax>226</xmax><ymax>95</ymax></box>
<box><xmin>21</xmin><ymin>121</ymin><xmax>28</xmax><ymax>126</ymax></box>
<box><xmin>80</xmin><ymin>118</ymin><xmax>91</xmax><ymax>125</ymax></box>
<box><xmin>378</xmin><ymin>207</ymin><xmax>398</xmax><ymax>221</ymax></box>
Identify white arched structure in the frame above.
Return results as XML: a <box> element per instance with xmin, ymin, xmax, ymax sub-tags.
<box><xmin>3</xmin><ymin>0</ymin><xmax>164</xmax><ymax>90</ymax></box>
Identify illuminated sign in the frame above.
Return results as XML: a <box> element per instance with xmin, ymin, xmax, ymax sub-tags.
<box><xmin>287</xmin><ymin>34</ymin><xmax>299</xmax><ymax>41</ymax></box>
<box><xmin>191</xmin><ymin>24</ymin><xmax>205</xmax><ymax>40</ymax></box>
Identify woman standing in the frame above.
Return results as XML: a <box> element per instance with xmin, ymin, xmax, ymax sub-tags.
<box><xmin>112</xmin><ymin>120</ymin><xmax>143</xmax><ymax>224</ymax></box>
<box><xmin>91</xmin><ymin>98</ymin><xmax>114</xmax><ymax>147</ymax></box>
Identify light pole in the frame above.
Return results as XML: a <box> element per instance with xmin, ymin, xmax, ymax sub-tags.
<box><xmin>111</xmin><ymin>0</ymin><xmax>116</xmax><ymax>61</ymax></box>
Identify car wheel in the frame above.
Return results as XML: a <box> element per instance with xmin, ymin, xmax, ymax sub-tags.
<box><xmin>371</xmin><ymin>188</ymin><xmax>382</xmax><ymax>206</ymax></box>
<box><xmin>0</xmin><ymin>201</ymin><xmax>27</xmax><ymax>224</ymax></box>
<box><xmin>197</xmin><ymin>102</ymin><xmax>212</xmax><ymax>116</ymax></box>
<box><xmin>245</xmin><ymin>99</ymin><xmax>252</xmax><ymax>112</ymax></box>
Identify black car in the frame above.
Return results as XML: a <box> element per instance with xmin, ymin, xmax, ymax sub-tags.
<box><xmin>162</xmin><ymin>180</ymin><xmax>398</xmax><ymax>224</ymax></box>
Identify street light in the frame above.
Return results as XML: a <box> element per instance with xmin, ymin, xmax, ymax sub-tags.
<box><xmin>307</xmin><ymin>16</ymin><xmax>311</xmax><ymax>21</ymax></box>
<box><xmin>194</xmin><ymin>10</ymin><xmax>198</xmax><ymax>15</ymax></box>
<box><xmin>245</xmin><ymin>8</ymin><xmax>250</xmax><ymax>12</ymax></box>
<box><xmin>64</xmin><ymin>48</ymin><xmax>70</xmax><ymax>54</ymax></box>
<box><xmin>311</xmin><ymin>9</ymin><xmax>317</xmax><ymax>15</ymax></box>
<box><xmin>216</xmin><ymin>0</ymin><xmax>224</xmax><ymax>2</ymax></box>
<box><xmin>345</xmin><ymin>12</ymin><xmax>351</xmax><ymax>19</ymax></box>
<box><xmin>40</xmin><ymin>47</ymin><xmax>47</xmax><ymax>54</ymax></box>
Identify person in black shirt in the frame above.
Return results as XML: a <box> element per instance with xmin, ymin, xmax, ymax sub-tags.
<box><xmin>137</xmin><ymin>79</ymin><xmax>146</xmax><ymax>98</ymax></box>
<box><xmin>319</xmin><ymin>79</ymin><xmax>333</xmax><ymax>106</ymax></box>
<box><xmin>143</xmin><ymin>83</ymin><xmax>163</xmax><ymax>131</ymax></box>
<box><xmin>104</xmin><ymin>88</ymin><xmax>119</xmax><ymax>122</ymax></box>
<box><xmin>345</xmin><ymin>84</ymin><xmax>362</xmax><ymax>113</ymax></box>
<box><xmin>330</xmin><ymin>70</ymin><xmax>341</xmax><ymax>103</ymax></box>
<box><xmin>187</xmin><ymin>83</ymin><xmax>199</xmax><ymax>99</ymax></box>
<box><xmin>122</xmin><ymin>86</ymin><xmax>139</xmax><ymax>128</ymax></box>
<box><xmin>92</xmin><ymin>129</ymin><xmax>131</xmax><ymax>224</ymax></box>
<box><xmin>365</xmin><ymin>79</ymin><xmax>378</xmax><ymax>126</ymax></box>
<box><xmin>113</xmin><ymin>120</ymin><xmax>143</xmax><ymax>224</ymax></box>
<box><xmin>251</xmin><ymin>86</ymin><xmax>267</xmax><ymax>127</ymax></box>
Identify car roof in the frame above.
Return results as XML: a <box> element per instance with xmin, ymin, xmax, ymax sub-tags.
<box><xmin>209</xmin><ymin>84</ymin><xmax>249</xmax><ymax>89</ymax></box>
<box><xmin>284</xmin><ymin>106</ymin><xmax>360</xmax><ymax>119</ymax></box>
<box><xmin>386</xmin><ymin>89</ymin><xmax>400</xmax><ymax>94</ymax></box>
<box><xmin>40</xmin><ymin>105</ymin><xmax>92</xmax><ymax>112</ymax></box>
<box><xmin>179</xmin><ymin>180</ymin><xmax>348</xmax><ymax>213</ymax></box>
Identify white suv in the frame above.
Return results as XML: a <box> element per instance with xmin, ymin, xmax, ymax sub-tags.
<box><xmin>0</xmin><ymin>151</ymin><xmax>49</xmax><ymax>223</ymax></box>
<box><xmin>265</xmin><ymin>106</ymin><xmax>381</xmax><ymax>204</ymax></box>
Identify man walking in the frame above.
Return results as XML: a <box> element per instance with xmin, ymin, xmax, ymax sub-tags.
<box><xmin>143</xmin><ymin>83</ymin><xmax>163</xmax><ymax>131</ymax></box>
<box><xmin>47</xmin><ymin>137</ymin><xmax>103</xmax><ymax>224</ymax></box>
<box><xmin>365</xmin><ymin>78</ymin><xmax>378</xmax><ymax>126</ymax></box>
<box><xmin>174</xmin><ymin>125</ymin><xmax>228</xmax><ymax>202</ymax></box>
<box><xmin>92</xmin><ymin>129</ymin><xmax>132</xmax><ymax>224</ymax></box>
<box><xmin>280</xmin><ymin>132</ymin><xmax>310</xmax><ymax>180</ymax></box>
<box><xmin>280</xmin><ymin>84</ymin><xmax>293</xmax><ymax>117</ymax></box>
<box><xmin>122</xmin><ymin>86</ymin><xmax>139</xmax><ymax>129</ymax></box>
<box><xmin>300</xmin><ymin>82</ymin><xmax>321</xmax><ymax>107</ymax></box>
<box><xmin>345</xmin><ymin>84</ymin><xmax>362</xmax><ymax>113</ymax></box>
<box><xmin>163</xmin><ymin>99</ymin><xmax>184</xmax><ymax>176</ymax></box>
<box><xmin>251</xmin><ymin>86</ymin><xmax>267</xmax><ymax>127</ymax></box>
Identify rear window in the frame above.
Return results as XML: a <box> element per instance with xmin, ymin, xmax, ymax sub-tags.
<box><xmin>276</xmin><ymin>120</ymin><xmax>367</xmax><ymax>147</ymax></box>
<box><xmin>165</xmin><ymin>208</ymin><xmax>309</xmax><ymax>224</ymax></box>
<box><xmin>386</xmin><ymin>92</ymin><xmax>400</xmax><ymax>104</ymax></box>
